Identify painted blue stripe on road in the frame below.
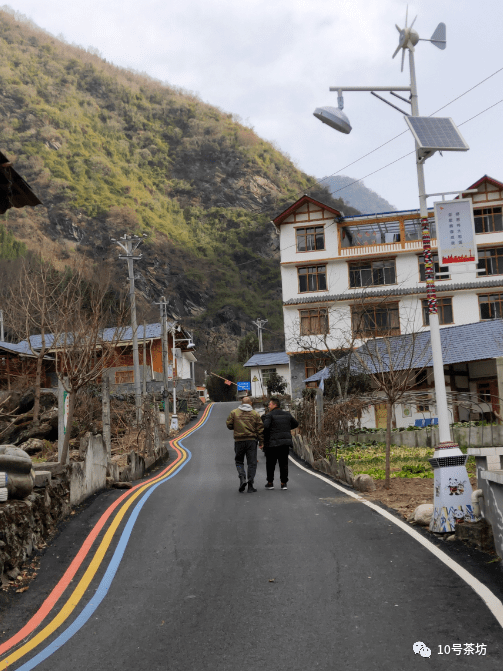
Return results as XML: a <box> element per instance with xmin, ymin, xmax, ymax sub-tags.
<box><xmin>18</xmin><ymin>406</ymin><xmax>213</xmax><ymax>671</ymax></box>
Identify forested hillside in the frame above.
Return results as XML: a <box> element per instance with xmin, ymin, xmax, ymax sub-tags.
<box><xmin>0</xmin><ymin>8</ymin><xmax>360</xmax><ymax>366</ymax></box>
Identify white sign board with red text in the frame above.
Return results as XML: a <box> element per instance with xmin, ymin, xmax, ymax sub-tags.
<box><xmin>435</xmin><ymin>198</ymin><xmax>477</xmax><ymax>271</ymax></box>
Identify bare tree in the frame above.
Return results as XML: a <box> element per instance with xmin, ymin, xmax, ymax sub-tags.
<box><xmin>53</xmin><ymin>266</ymin><xmax>127</xmax><ymax>464</ymax></box>
<box><xmin>4</xmin><ymin>256</ymin><xmax>82</xmax><ymax>423</ymax></box>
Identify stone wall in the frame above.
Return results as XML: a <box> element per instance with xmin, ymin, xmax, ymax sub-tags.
<box><xmin>467</xmin><ymin>447</ymin><xmax>503</xmax><ymax>559</ymax></box>
<box><xmin>0</xmin><ymin>473</ymin><xmax>70</xmax><ymax>581</ymax></box>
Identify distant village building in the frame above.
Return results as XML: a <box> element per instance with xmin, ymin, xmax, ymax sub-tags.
<box><xmin>243</xmin><ymin>351</ymin><xmax>291</xmax><ymax>398</ymax></box>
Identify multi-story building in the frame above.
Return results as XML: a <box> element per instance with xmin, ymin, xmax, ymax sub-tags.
<box><xmin>274</xmin><ymin>175</ymin><xmax>503</xmax><ymax>410</ymax></box>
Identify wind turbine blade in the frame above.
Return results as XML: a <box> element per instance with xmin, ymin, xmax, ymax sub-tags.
<box><xmin>395</xmin><ymin>24</ymin><xmax>401</xmax><ymax>32</ymax></box>
<box><xmin>431</xmin><ymin>22</ymin><xmax>446</xmax><ymax>49</ymax></box>
<box><xmin>410</xmin><ymin>15</ymin><xmax>417</xmax><ymax>29</ymax></box>
<box><xmin>405</xmin><ymin>5</ymin><xmax>408</xmax><ymax>28</ymax></box>
<box><xmin>401</xmin><ymin>49</ymin><xmax>406</xmax><ymax>73</ymax></box>
<box><xmin>392</xmin><ymin>44</ymin><xmax>402</xmax><ymax>59</ymax></box>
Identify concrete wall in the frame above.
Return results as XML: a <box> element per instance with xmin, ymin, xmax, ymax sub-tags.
<box><xmin>69</xmin><ymin>434</ymin><xmax>108</xmax><ymax>506</ymax></box>
<box><xmin>468</xmin><ymin>447</ymin><xmax>503</xmax><ymax>560</ymax></box>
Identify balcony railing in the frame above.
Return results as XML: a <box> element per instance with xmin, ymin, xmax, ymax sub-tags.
<box><xmin>340</xmin><ymin>238</ymin><xmax>437</xmax><ymax>257</ymax></box>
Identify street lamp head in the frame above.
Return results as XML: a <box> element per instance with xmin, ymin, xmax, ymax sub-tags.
<box><xmin>313</xmin><ymin>106</ymin><xmax>352</xmax><ymax>134</ymax></box>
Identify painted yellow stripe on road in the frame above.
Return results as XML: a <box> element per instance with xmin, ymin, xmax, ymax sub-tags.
<box><xmin>0</xmin><ymin>404</ymin><xmax>212</xmax><ymax>670</ymax></box>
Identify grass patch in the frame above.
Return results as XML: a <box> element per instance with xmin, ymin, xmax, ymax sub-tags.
<box><xmin>329</xmin><ymin>440</ymin><xmax>476</xmax><ymax>480</ymax></box>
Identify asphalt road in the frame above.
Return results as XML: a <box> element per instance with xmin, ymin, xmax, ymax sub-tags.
<box><xmin>4</xmin><ymin>402</ymin><xmax>503</xmax><ymax>670</ymax></box>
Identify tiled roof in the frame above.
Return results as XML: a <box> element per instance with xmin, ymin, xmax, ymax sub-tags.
<box><xmin>244</xmin><ymin>351</ymin><xmax>290</xmax><ymax>367</ymax></box>
<box><xmin>304</xmin><ymin>319</ymin><xmax>503</xmax><ymax>381</ymax></box>
<box><xmin>285</xmin><ymin>277</ymin><xmax>503</xmax><ymax>306</ymax></box>
<box><xmin>20</xmin><ymin>322</ymin><xmax>177</xmax><ymax>351</ymax></box>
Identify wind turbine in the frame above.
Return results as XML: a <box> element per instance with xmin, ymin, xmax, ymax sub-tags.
<box><xmin>393</xmin><ymin>7</ymin><xmax>446</xmax><ymax>72</ymax></box>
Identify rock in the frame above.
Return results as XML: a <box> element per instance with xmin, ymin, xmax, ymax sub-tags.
<box><xmin>112</xmin><ymin>481</ymin><xmax>133</xmax><ymax>489</ymax></box>
<box><xmin>34</xmin><ymin>471</ymin><xmax>51</xmax><ymax>488</ymax></box>
<box><xmin>446</xmin><ymin>534</ymin><xmax>456</xmax><ymax>541</ymax></box>
<box><xmin>18</xmin><ymin>438</ymin><xmax>46</xmax><ymax>455</ymax></box>
<box><xmin>313</xmin><ymin>458</ymin><xmax>330</xmax><ymax>474</ymax></box>
<box><xmin>353</xmin><ymin>474</ymin><xmax>376</xmax><ymax>492</ymax></box>
<box><xmin>106</xmin><ymin>476</ymin><xmax>115</xmax><ymax>487</ymax></box>
<box><xmin>6</xmin><ymin>567</ymin><xmax>20</xmax><ymax>580</ymax></box>
<box><xmin>413</xmin><ymin>503</ymin><xmax>434</xmax><ymax>526</ymax></box>
<box><xmin>344</xmin><ymin>465</ymin><xmax>354</xmax><ymax>487</ymax></box>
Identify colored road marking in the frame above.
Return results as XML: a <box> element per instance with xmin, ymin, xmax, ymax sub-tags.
<box><xmin>0</xmin><ymin>403</ymin><xmax>213</xmax><ymax>671</ymax></box>
<box><xmin>289</xmin><ymin>453</ymin><xmax>503</xmax><ymax>629</ymax></box>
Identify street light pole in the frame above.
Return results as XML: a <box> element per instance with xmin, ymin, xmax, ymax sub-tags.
<box><xmin>171</xmin><ymin>323</ymin><xmax>178</xmax><ymax>431</ymax></box>
<box><xmin>112</xmin><ymin>233</ymin><xmax>146</xmax><ymax>425</ymax></box>
<box><xmin>156</xmin><ymin>295</ymin><xmax>171</xmax><ymax>431</ymax></box>
<box><xmin>314</xmin><ymin>15</ymin><xmax>477</xmax><ymax>533</ymax></box>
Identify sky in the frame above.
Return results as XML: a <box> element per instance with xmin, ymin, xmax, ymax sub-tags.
<box><xmin>3</xmin><ymin>0</ymin><xmax>503</xmax><ymax>211</ymax></box>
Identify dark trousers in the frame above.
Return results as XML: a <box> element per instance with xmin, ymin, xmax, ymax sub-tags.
<box><xmin>234</xmin><ymin>440</ymin><xmax>258</xmax><ymax>482</ymax></box>
<box><xmin>266</xmin><ymin>445</ymin><xmax>290</xmax><ymax>484</ymax></box>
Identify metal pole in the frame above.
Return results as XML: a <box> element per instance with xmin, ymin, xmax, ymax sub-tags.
<box><xmin>252</xmin><ymin>318</ymin><xmax>268</xmax><ymax>352</ymax></box>
<box><xmin>0</xmin><ymin>310</ymin><xmax>4</xmax><ymax>342</ymax></box>
<box><xmin>407</xmin><ymin>49</ymin><xmax>475</xmax><ymax>533</ymax></box>
<box><xmin>408</xmin><ymin>50</ymin><xmax>451</xmax><ymax>445</ymax></box>
<box><xmin>142</xmin><ymin>320</ymin><xmax>147</xmax><ymax>397</ymax></box>
<box><xmin>112</xmin><ymin>233</ymin><xmax>146</xmax><ymax>425</ymax></box>
<box><xmin>171</xmin><ymin>324</ymin><xmax>178</xmax><ymax>430</ymax></box>
<box><xmin>158</xmin><ymin>296</ymin><xmax>171</xmax><ymax>431</ymax></box>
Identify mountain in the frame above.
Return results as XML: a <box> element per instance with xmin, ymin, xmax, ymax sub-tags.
<box><xmin>320</xmin><ymin>175</ymin><xmax>396</xmax><ymax>215</ymax></box>
<box><xmin>0</xmin><ymin>8</ymin><xmax>360</xmax><ymax>371</ymax></box>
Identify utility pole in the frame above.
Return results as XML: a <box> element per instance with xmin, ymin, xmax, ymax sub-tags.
<box><xmin>142</xmin><ymin>320</ymin><xmax>147</xmax><ymax>397</ymax></box>
<box><xmin>171</xmin><ymin>323</ymin><xmax>179</xmax><ymax>431</ymax></box>
<box><xmin>252</xmin><ymin>318</ymin><xmax>268</xmax><ymax>352</ymax></box>
<box><xmin>156</xmin><ymin>295</ymin><xmax>171</xmax><ymax>431</ymax></box>
<box><xmin>0</xmin><ymin>310</ymin><xmax>4</xmax><ymax>342</ymax></box>
<box><xmin>112</xmin><ymin>233</ymin><xmax>146</xmax><ymax>424</ymax></box>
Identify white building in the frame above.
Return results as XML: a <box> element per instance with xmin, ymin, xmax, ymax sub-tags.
<box><xmin>243</xmin><ymin>352</ymin><xmax>291</xmax><ymax>398</ymax></box>
<box><xmin>274</xmin><ymin>175</ymin><xmax>503</xmax><ymax>417</ymax></box>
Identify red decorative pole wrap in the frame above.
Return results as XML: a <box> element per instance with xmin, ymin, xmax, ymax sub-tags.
<box><xmin>421</xmin><ymin>217</ymin><xmax>438</xmax><ymax>315</ymax></box>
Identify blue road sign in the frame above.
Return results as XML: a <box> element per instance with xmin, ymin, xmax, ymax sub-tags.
<box><xmin>237</xmin><ymin>381</ymin><xmax>251</xmax><ymax>391</ymax></box>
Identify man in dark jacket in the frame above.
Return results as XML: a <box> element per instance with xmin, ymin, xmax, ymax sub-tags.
<box><xmin>262</xmin><ymin>397</ymin><xmax>298</xmax><ymax>490</ymax></box>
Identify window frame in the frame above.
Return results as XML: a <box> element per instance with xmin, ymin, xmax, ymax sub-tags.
<box><xmin>299</xmin><ymin>308</ymin><xmax>329</xmax><ymax>336</ymax></box>
<box><xmin>295</xmin><ymin>225</ymin><xmax>325</xmax><ymax>253</ymax></box>
<box><xmin>348</xmin><ymin>257</ymin><xmax>397</xmax><ymax>289</ymax></box>
<box><xmin>417</xmin><ymin>253</ymin><xmax>450</xmax><ymax>282</ymax></box>
<box><xmin>351</xmin><ymin>302</ymin><xmax>401</xmax><ymax>338</ymax></box>
<box><xmin>478</xmin><ymin>292</ymin><xmax>503</xmax><ymax>320</ymax></box>
<box><xmin>474</xmin><ymin>207</ymin><xmax>503</xmax><ymax>234</ymax></box>
<box><xmin>422</xmin><ymin>297</ymin><xmax>454</xmax><ymax>326</ymax></box>
<box><xmin>304</xmin><ymin>357</ymin><xmax>330</xmax><ymax>388</ymax></box>
<box><xmin>297</xmin><ymin>265</ymin><xmax>327</xmax><ymax>294</ymax></box>
<box><xmin>477</xmin><ymin>246</ymin><xmax>503</xmax><ymax>276</ymax></box>
<box><xmin>115</xmin><ymin>369</ymin><xmax>134</xmax><ymax>384</ymax></box>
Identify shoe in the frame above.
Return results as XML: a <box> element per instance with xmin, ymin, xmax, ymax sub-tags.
<box><xmin>239</xmin><ymin>475</ymin><xmax>247</xmax><ymax>492</ymax></box>
<box><xmin>247</xmin><ymin>481</ymin><xmax>257</xmax><ymax>493</ymax></box>
<box><xmin>265</xmin><ymin>483</ymin><xmax>274</xmax><ymax>490</ymax></box>
<box><xmin>281</xmin><ymin>483</ymin><xmax>288</xmax><ymax>490</ymax></box>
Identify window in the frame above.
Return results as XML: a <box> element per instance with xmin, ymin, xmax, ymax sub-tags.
<box><xmin>477</xmin><ymin>247</ymin><xmax>503</xmax><ymax>276</ymax></box>
<box><xmin>403</xmin><ymin>217</ymin><xmax>436</xmax><ymax>241</ymax></box>
<box><xmin>474</xmin><ymin>207</ymin><xmax>503</xmax><ymax>234</ymax></box>
<box><xmin>422</xmin><ymin>298</ymin><xmax>453</xmax><ymax>326</ymax></box>
<box><xmin>418</xmin><ymin>254</ymin><xmax>450</xmax><ymax>281</ymax></box>
<box><xmin>261</xmin><ymin>368</ymin><xmax>276</xmax><ymax>385</ymax></box>
<box><xmin>416</xmin><ymin>395</ymin><xmax>431</xmax><ymax>412</ymax></box>
<box><xmin>479</xmin><ymin>293</ymin><xmax>503</xmax><ymax>320</ymax></box>
<box><xmin>349</xmin><ymin>259</ymin><xmax>396</xmax><ymax>288</ymax></box>
<box><xmin>298</xmin><ymin>265</ymin><xmax>327</xmax><ymax>293</ymax></box>
<box><xmin>300</xmin><ymin>309</ymin><xmax>329</xmax><ymax>335</ymax></box>
<box><xmin>477</xmin><ymin>381</ymin><xmax>493</xmax><ymax>404</ymax></box>
<box><xmin>414</xmin><ymin>369</ymin><xmax>429</xmax><ymax>388</ymax></box>
<box><xmin>296</xmin><ymin>226</ymin><xmax>325</xmax><ymax>252</ymax></box>
<box><xmin>305</xmin><ymin>358</ymin><xmax>329</xmax><ymax>387</ymax></box>
<box><xmin>341</xmin><ymin>221</ymin><xmax>400</xmax><ymax>248</ymax></box>
<box><xmin>351</xmin><ymin>303</ymin><xmax>400</xmax><ymax>338</ymax></box>
<box><xmin>115</xmin><ymin>370</ymin><xmax>134</xmax><ymax>384</ymax></box>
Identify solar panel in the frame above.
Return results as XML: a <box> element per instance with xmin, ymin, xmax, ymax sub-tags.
<box><xmin>404</xmin><ymin>116</ymin><xmax>469</xmax><ymax>151</ymax></box>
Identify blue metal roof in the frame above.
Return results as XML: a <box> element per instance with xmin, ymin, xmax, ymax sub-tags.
<box><xmin>19</xmin><ymin>322</ymin><xmax>177</xmax><ymax>351</ymax></box>
<box><xmin>0</xmin><ymin>340</ymin><xmax>40</xmax><ymax>357</ymax></box>
<box><xmin>244</xmin><ymin>351</ymin><xmax>290</xmax><ymax>367</ymax></box>
<box><xmin>304</xmin><ymin>320</ymin><xmax>503</xmax><ymax>382</ymax></box>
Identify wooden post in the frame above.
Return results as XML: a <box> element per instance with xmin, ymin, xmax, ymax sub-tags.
<box><xmin>102</xmin><ymin>376</ymin><xmax>111</xmax><ymax>459</ymax></box>
<box><xmin>316</xmin><ymin>387</ymin><xmax>323</xmax><ymax>434</ymax></box>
